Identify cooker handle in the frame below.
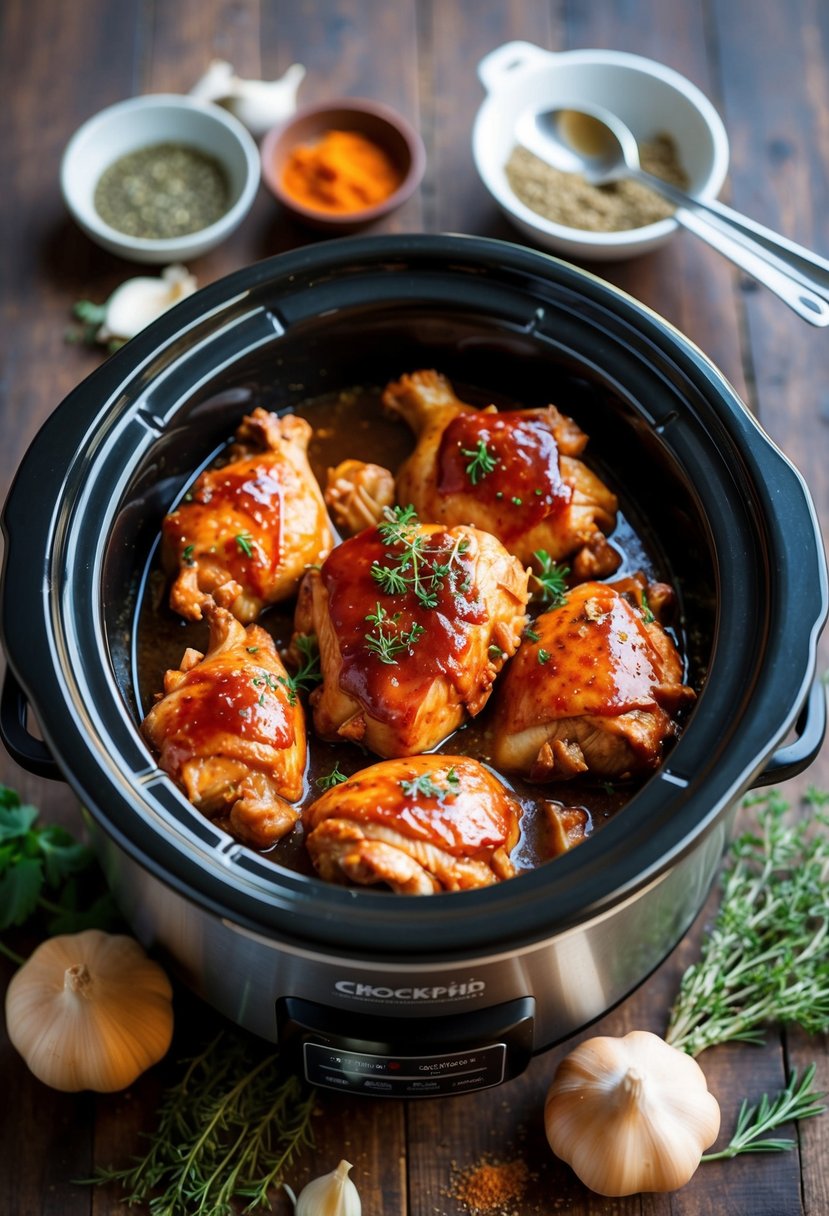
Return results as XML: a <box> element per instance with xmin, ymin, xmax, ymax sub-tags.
<box><xmin>0</xmin><ymin>667</ymin><xmax>63</xmax><ymax>781</ymax></box>
<box><xmin>751</xmin><ymin>679</ymin><xmax>827</xmax><ymax>788</ymax></box>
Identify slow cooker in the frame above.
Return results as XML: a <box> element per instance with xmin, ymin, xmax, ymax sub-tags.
<box><xmin>1</xmin><ymin>235</ymin><xmax>826</xmax><ymax>1098</ymax></box>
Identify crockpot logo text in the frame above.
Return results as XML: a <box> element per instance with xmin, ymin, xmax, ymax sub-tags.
<box><xmin>334</xmin><ymin>980</ymin><xmax>486</xmax><ymax>1002</ymax></box>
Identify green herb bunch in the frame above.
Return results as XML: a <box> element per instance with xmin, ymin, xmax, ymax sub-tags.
<box><xmin>93</xmin><ymin>1027</ymin><xmax>316</xmax><ymax>1216</ymax></box>
<box><xmin>0</xmin><ymin>786</ymin><xmax>120</xmax><ymax>965</ymax></box>
<box><xmin>666</xmin><ymin>788</ymin><xmax>829</xmax><ymax>1057</ymax></box>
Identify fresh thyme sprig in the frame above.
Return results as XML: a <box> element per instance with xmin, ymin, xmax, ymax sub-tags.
<box><xmin>666</xmin><ymin>788</ymin><xmax>829</xmax><ymax>1057</ymax></box>
<box><xmin>371</xmin><ymin>505</ymin><xmax>470</xmax><ymax>610</ymax></box>
<box><xmin>315</xmin><ymin>763</ymin><xmax>348</xmax><ymax>791</ymax></box>
<box><xmin>91</xmin><ymin>1027</ymin><xmax>316</xmax><ymax>1216</ymax></box>
<box><xmin>702</xmin><ymin>1065</ymin><xmax>826</xmax><ymax>1161</ymax></box>
<box><xmin>364</xmin><ymin>602</ymin><xmax>425</xmax><ymax>665</ymax></box>
<box><xmin>531</xmin><ymin>549</ymin><xmax>569</xmax><ymax>607</ymax></box>
<box><xmin>462</xmin><ymin>438</ymin><xmax>498</xmax><ymax>485</ymax></box>
<box><xmin>400</xmin><ymin>768</ymin><xmax>460</xmax><ymax>803</ymax></box>
<box><xmin>281</xmin><ymin>634</ymin><xmax>322</xmax><ymax>702</ymax></box>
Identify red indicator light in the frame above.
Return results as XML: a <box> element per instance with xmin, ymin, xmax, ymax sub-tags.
<box><xmin>388</xmin><ymin>1061</ymin><xmax>401</xmax><ymax>1070</ymax></box>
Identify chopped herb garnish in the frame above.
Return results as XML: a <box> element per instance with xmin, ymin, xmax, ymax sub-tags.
<box><xmin>523</xmin><ymin>625</ymin><xmax>540</xmax><ymax>643</ymax></box>
<box><xmin>495</xmin><ymin>491</ymin><xmax>504</xmax><ymax>500</ymax></box>
<box><xmin>534</xmin><ymin>488</ymin><xmax>543</xmax><ymax>496</ymax></box>
<box><xmin>531</xmin><ymin>549</ymin><xmax>570</xmax><ymax>607</ymax></box>
<box><xmin>537</xmin><ymin>648</ymin><xmax>551</xmax><ymax>665</ymax></box>
<box><xmin>245</xmin><ymin>646</ymin><xmax>259</xmax><ymax>654</ymax></box>
<box><xmin>235</xmin><ymin>531</ymin><xmax>254</xmax><ymax>557</ymax></box>
<box><xmin>488</xmin><ymin>644</ymin><xmax>505</xmax><ymax>661</ymax></box>
<box><xmin>641</xmin><ymin>591</ymin><xmax>655</xmax><ymax>624</ymax></box>
<box><xmin>181</xmin><ymin>543</ymin><xmax>195</xmax><ymax>566</ymax></box>
<box><xmin>511</xmin><ymin>496</ymin><xmax>523</xmax><ymax>506</ymax></box>
<box><xmin>315</xmin><ymin>764</ymin><xmax>348</xmax><ymax>792</ymax></box>
<box><xmin>400</xmin><ymin>768</ymin><xmax>461</xmax><ymax>803</ymax></box>
<box><xmin>462</xmin><ymin>438</ymin><xmax>498</xmax><ymax>485</ymax></box>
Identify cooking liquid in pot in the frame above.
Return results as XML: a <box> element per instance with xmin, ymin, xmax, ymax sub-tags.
<box><xmin>134</xmin><ymin>383</ymin><xmax>684</xmax><ymax>879</ymax></box>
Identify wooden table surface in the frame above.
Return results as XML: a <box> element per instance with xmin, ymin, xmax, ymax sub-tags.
<box><xmin>2</xmin><ymin>2</ymin><xmax>828</xmax><ymax>1214</ymax></box>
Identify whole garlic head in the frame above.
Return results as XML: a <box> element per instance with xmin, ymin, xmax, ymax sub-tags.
<box><xmin>544</xmin><ymin>1030</ymin><xmax>720</xmax><ymax>1196</ymax></box>
<box><xmin>190</xmin><ymin>60</ymin><xmax>305</xmax><ymax>137</ymax></box>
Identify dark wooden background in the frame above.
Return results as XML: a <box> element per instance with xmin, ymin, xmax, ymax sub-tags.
<box><xmin>2</xmin><ymin>2</ymin><xmax>827</xmax><ymax>1213</ymax></box>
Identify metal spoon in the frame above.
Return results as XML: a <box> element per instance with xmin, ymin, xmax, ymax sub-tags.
<box><xmin>515</xmin><ymin>102</ymin><xmax>829</xmax><ymax>326</ymax></box>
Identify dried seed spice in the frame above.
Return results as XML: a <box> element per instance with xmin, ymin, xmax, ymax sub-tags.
<box><xmin>94</xmin><ymin>142</ymin><xmax>230</xmax><ymax>239</ymax></box>
<box><xmin>505</xmin><ymin>132</ymin><xmax>688</xmax><ymax>232</ymax></box>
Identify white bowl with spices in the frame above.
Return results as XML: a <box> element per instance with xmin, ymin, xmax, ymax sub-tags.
<box><xmin>61</xmin><ymin>94</ymin><xmax>261</xmax><ymax>264</ymax></box>
<box><xmin>472</xmin><ymin>42</ymin><xmax>729</xmax><ymax>261</ymax></box>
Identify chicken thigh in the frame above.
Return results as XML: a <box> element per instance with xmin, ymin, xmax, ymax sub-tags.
<box><xmin>304</xmin><ymin>755</ymin><xmax>521</xmax><ymax>893</ymax></box>
<box><xmin>162</xmin><ymin>408</ymin><xmax>334</xmax><ymax>623</ymax></box>
<box><xmin>383</xmin><ymin>370</ymin><xmax>620</xmax><ymax>578</ymax></box>
<box><xmin>295</xmin><ymin>507</ymin><xmax>530</xmax><ymax>757</ymax></box>
<box><xmin>141</xmin><ymin>603</ymin><xmax>306</xmax><ymax>848</ymax></box>
<box><xmin>492</xmin><ymin>576</ymin><xmax>696</xmax><ymax>781</ymax></box>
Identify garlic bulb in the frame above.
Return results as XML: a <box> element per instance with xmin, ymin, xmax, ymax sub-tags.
<box><xmin>544</xmin><ymin>1030</ymin><xmax>720</xmax><ymax>1196</ymax></box>
<box><xmin>4</xmin><ymin>929</ymin><xmax>174</xmax><ymax>1092</ymax></box>
<box><xmin>96</xmin><ymin>264</ymin><xmax>198</xmax><ymax>343</ymax></box>
<box><xmin>293</xmin><ymin>1160</ymin><xmax>361</xmax><ymax>1216</ymax></box>
<box><xmin>190</xmin><ymin>59</ymin><xmax>305</xmax><ymax>137</ymax></box>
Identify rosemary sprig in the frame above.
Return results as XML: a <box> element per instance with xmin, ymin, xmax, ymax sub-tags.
<box><xmin>462</xmin><ymin>438</ymin><xmax>498</xmax><ymax>485</ymax></box>
<box><xmin>702</xmin><ymin>1065</ymin><xmax>826</xmax><ymax>1160</ymax></box>
<box><xmin>666</xmin><ymin>789</ymin><xmax>829</xmax><ymax>1057</ymax></box>
<box><xmin>91</xmin><ymin>1027</ymin><xmax>316</xmax><ymax>1216</ymax></box>
<box><xmin>531</xmin><ymin>550</ymin><xmax>569</xmax><ymax>607</ymax></box>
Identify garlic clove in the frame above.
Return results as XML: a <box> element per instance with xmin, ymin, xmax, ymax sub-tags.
<box><xmin>544</xmin><ymin>1030</ymin><xmax>720</xmax><ymax>1197</ymax></box>
<box><xmin>97</xmin><ymin>265</ymin><xmax>198</xmax><ymax>343</ymax></box>
<box><xmin>293</xmin><ymin>1159</ymin><xmax>361</xmax><ymax>1216</ymax></box>
<box><xmin>189</xmin><ymin>61</ymin><xmax>305</xmax><ymax>137</ymax></box>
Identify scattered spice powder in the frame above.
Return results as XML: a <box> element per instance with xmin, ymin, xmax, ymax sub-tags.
<box><xmin>94</xmin><ymin>143</ymin><xmax>230</xmax><ymax>239</ymax></box>
<box><xmin>504</xmin><ymin>132</ymin><xmax>689</xmax><ymax>232</ymax></box>
<box><xmin>280</xmin><ymin>128</ymin><xmax>403</xmax><ymax>214</ymax></box>
<box><xmin>449</xmin><ymin>1156</ymin><xmax>530</xmax><ymax>1214</ymax></box>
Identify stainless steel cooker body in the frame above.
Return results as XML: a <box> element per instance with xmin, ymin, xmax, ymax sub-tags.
<box><xmin>2</xmin><ymin>235</ymin><xmax>826</xmax><ymax>1096</ymax></box>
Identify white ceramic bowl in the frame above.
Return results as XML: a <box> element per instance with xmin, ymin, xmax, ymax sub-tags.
<box><xmin>472</xmin><ymin>42</ymin><xmax>730</xmax><ymax>261</ymax></box>
<box><xmin>60</xmin><ymin>94</ymin><xmax>261</xmax><ymax>263</ymax></box>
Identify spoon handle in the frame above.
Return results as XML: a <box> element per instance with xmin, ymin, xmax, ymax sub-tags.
<box><xmin>633</xmin><ymin>166</ymin><xmax>829</xmax><ymax>305</ymax></box>
<box><xmin>672</xmin><ymin>206</ymin><xmax>829</xmax><ymax>326</ymax></box>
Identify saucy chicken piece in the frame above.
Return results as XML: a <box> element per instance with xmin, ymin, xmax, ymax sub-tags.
<box><xmin>295</xmin><ymin>508</ymin><xmax>530</xmax><ymax>758</ymax></box>
<box><xmin>492</xmin><ymin>576</ymin><xmax>696</xmax><ymax>781</ymax></box>
<box><xmin>162</xmin><ymin>408</ymin><xmax>334</xmax><ymax>623</ymax></box>
<box><xmin>141</xmin><ymin>603</ymin><xmax>306</xmax><ymax>848</ymax></box>
<box><xmin>324</xmin><ymin>458</ymin><xmax>395</xmax><ymax>535</ymax></box>
<box><xmin>304</xmin><ymin>756</ymin><xmax>521</xmax><ymax>893</ymax></box>
<box><xmin>383</xmin><ymin>370</ymin><xmax>620</xmax><ymax>577</ymax></box>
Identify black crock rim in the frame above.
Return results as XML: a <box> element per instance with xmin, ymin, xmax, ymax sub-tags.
<box><xmin>1</xmin><ymin>233</ymin><xmax>826</xmax><ymax>960</ymax></box>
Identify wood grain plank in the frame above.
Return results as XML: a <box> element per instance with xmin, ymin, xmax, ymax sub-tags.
<box><xmin>419</xmin><ymin>0</ymin><xmax>555</xmax><ymax>236</ymax></box>
<box><xmin>711</xmin><ymin>0</ymin><xmax>829</xmax><ymax>802</ymax></box>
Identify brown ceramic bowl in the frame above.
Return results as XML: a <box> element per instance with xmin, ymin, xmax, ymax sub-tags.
<box><xmin>260</xmin><ymin>98</ymin><xmax>426</xmax><ymax>231</ymax></box>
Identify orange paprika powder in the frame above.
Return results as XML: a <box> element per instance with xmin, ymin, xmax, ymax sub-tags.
<box><xmin>280</xmin><ymin>128</ymin><xmax>403</xmax><ymax>214</ymax></box>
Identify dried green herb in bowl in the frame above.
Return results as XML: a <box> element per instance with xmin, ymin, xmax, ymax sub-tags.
<box><xmin>94</xmin><ymin>142</ymin><xmax>230</xmax><ymax>240</ymax></box>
